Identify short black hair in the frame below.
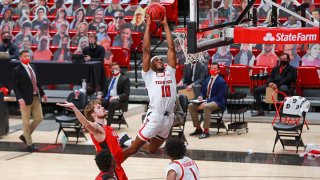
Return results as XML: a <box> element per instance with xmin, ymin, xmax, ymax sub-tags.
<box><xmin>164</xmin><ymin>139</ymin><xmax>186</xmax><ymax>160</ymax></box>
<box><xmin>95</xmin><ymin>149</ymin><xmax>113</xmax><ymax>172</ymax></box>
<box><xmin>20</xmin><ymin>50</ymin><xmax>29</xmax><ymax>56</ymax></box>
<box><xmin>211</xmin><ymin>62</ymin><xmax>220</xmax><ymax>69</ymax></box>
<box><xmin>120</xmin><ymin>23</ymin><xmax>132</xmax><ymax>31</ymax></box>
<box><xmin>280</xmin><ymin>53</ymin><xmax>290</xmax><ymax>61</ymax></box>
<box><xmin>1</xmin><ymin>32</ymin><xmax>10</xmax><ymax>37</ymax></box>
<box><xmin>88</xmin><ymin>33</ymin><xmax>97</xmax><ymax>41</ymax></box>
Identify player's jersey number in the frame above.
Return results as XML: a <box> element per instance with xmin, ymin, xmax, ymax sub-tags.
<box><xmin>161</xmin><ymin>85</ymin><xmax>171</xmax><ymax>97</ymax></box>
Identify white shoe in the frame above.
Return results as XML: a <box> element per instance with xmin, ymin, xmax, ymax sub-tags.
<box><xmin>139</xmin><ymin>0</ymin><xmax>149</xmax><ymax>5</ymax></box>
<box><xmin>119</xmin><ymin>132</ymin><xmax>132</xmax><ymax>148</ymax></box>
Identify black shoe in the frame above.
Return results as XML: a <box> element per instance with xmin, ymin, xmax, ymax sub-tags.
<box><xmin>19</xmin><ymin>135</ymin><xmax>27</xmax><ymax>144</ymax></box>
<box><xmin>27</xmin><ymin>144</ymin><xmax>39</xmax><ymax>152</ymax></box>
<box><xmin>119</xmin><ymin>132</ymin><xmax>131</xmax><ymax>148</ymax></box>
<box><xmin>251</xmin><ymin>111</ymin><xmax>265</xmax><ymax>117</ymax></box>
<box><xmin>199</xmin><ymin>132</ymin><xmax>210</xmax><ymax>139</ymax></box>
<box><xmin>189</xmin><ymin>129</ymin><xmax>203</xmax><ymax>136</ymax></box>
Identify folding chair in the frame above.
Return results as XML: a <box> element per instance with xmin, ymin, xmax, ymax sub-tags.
<box><xmin>110</xmin><ymin>109</ymin><xmax>129</xmax><ymax>130</ymax></box>
<box><xmin>199</xmin><ymin>109</ymin><xmax>228</xmax><ymax>134</ymax></box>
<box><xmin>170</xmin><ymin>94</ymin><xmax>189</xmax><ymax>143</ymax></box>
<box><xmin>110</xmin><ymin>47</ymin><xmax>131</xmax><ymax>70</ymax></box>
<box><xmin>271</xmin><ymin>90</ymin><xmax>309</xmax><ymax>129</ymax></box>
<box><xmin>55</xmin><ymin>90</ymin><xmax>88</xmax><ymax>144</ymax></box>
<box><xmin>272</xmin><ymin>95</ymin><xmax>308</xmax><ymax>153</ymax></box>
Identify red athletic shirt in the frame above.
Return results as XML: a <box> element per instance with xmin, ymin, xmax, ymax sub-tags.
<box><xmin>90</xmin><ymin>125</ymin><xmax>127</xmax><ymax>180</ymax></box>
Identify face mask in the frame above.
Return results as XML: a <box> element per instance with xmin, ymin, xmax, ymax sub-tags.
<box><xmin>280</xmin><ymin>61</ymin><xmax>289</xmax><ymax>66</ymax></box>
<box><xmin>21</xmin><ymin>58</ymin><xmax>30</xmax><ymax>65</ymax></box>
<box><xmin>112</xmin><ymin>69</ymin><xmax>120</xmax><ymax>76</ymax></box>
<box><xmin>89</xmin><ymin>43</ymin><xmax>95</xmax><ymax>49</ymax></box>
<box><xmin>210</xmin><ymin>69</ymin><xmax>219</xmax><ymax>76</ymax></box>
<box><xmin>3</xmin><ymin>38</ymin><xmax>10</xmax><ymax>44</ymax></box>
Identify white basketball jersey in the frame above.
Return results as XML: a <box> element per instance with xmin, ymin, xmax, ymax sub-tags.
<box><xmin>142</xmin><ymin>65</ymin><xmax>177</xmax><ymax>113</ymax></box>
<box><xmin>283</xmin><ymin>96</ymin><xmax>310</xmax><ymax>116</ymax></box>
<box><xmin>165</xmin><ymin>157</ymin><xmax>200</xmax><ymax>180</ymax></box>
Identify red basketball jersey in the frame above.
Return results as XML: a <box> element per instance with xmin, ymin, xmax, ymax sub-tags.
<box><xmin>90</xmin><ymin>125</ymin><xmax>127</xmax><ymax>180</ymax></box>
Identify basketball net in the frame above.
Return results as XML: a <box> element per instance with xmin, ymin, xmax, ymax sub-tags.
<box><xmin>175</xmin><ymin>32</ymin><xmax>206</xmax><ymax>64</ymax></box>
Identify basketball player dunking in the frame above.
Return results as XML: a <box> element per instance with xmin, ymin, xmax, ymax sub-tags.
<box><xmin>122</xmin><ymin>14</ymin><xmax>177</xmax><ymax>160</ymax></box>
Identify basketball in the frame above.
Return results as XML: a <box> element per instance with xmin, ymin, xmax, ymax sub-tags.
<box><xmin>145</xmin><ymin>3</ymin><xmax>166</xmax><ymax>21</ymax></box>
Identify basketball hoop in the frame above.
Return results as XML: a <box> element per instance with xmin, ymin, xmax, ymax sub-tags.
<box><xmin>175</xmin><ymin>32</ymin><xmax>207</xmax><ymax>64</ymax></box>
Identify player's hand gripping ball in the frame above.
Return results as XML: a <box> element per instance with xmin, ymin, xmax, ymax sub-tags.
<box><xmin>145</xmin><ymin>3</ymin><xmax>166</xmax><ymax>22</ymax></box>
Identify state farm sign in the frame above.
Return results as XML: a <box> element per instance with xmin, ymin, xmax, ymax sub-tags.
<box><xmin>234</xmin><ymin>27</ymin><xmax>320</xmax><ymax>44</ymax></box>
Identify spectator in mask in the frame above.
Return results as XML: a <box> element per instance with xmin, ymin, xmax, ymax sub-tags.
<box><xmin>98</xmin><ymin>62</ymin><xmax>130</xmax><ymax>125</ymax></box>
<box><xmin>252</xmin><ymin>53</ymin><xmax>296</xmax><ymax>116</ymax></box>
<box><xmin>0</xmin><ymin>31</ymin><xmax>19</xmax><ymax>59</ymax></box>
<box><xmin>82</xmin><ymin>33</ymin><xmax>105</xmax><ymax>62</ymax></box>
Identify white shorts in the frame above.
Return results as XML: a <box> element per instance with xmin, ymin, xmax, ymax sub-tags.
<box><xmin>138</xmin><ymin>110</ymin><xmax>174</xmax><ymax>141</ymax></box>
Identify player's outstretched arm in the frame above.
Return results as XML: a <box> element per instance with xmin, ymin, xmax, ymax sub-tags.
<box><xmin>160</xmin><ymin>15</ymin><xmax>176</xmax><ymax>69</ymax></box>
<box><xmin>56</xmin><ymin>102</ymin><xmax>102</xmax><ymax>135</ymax></box>
<box><xmin>142</xmin><ymin>15</ymin><xmax>152</xmax><ymax>72</ymax></box>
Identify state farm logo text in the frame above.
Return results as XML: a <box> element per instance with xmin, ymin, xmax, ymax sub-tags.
<box><xmin>263</xmin><ymin>32</ymin><xmax>317</xmax><ymax>42</ymax></box>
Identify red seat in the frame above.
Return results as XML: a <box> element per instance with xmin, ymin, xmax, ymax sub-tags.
<box><xmin>69</xmin><ymin>46</ymin><xmax>78</xmax><ymax>53</ymax></box>
<box><xmin>130</xmin><ymin>32</ymin><xmax>142</xmax><ymax>51</ymax></box>
<box><xmin>219</xmin><ymin>65</ymin><xmax>229</xmax><ymax>83</ymax></box>
<box><xmin>47</xmin><ymin>15</ymin><xmax>55</xmax><ymax>22</ymax></box>
<box><xmin>207</xmin><ymin>48</ymin><xmax>217</xmax><ymax>57</ymax></box>
<box><xmin>125</xmin><ymin>16</ymin><xmax>133</xmax><ymax>22</ymax></box>
<box><xmin>31</xmin><ymin>45</ymin><xmax>37</xmax><ymax>52</ymax></box>
<box><xmin>12</xmin><ymin>30</ymin><xmax>19</xmax><ymax>36</ymax></box>
<box><xmin>230</xmin><ymin>48</ymin><xmax>239</xmax><ymax>57</ymax></box>
<box><xmin>297</xmin><ymin>50</ymin><xmax>307</xmax><ymax>57</ymax></box>
<box><xmin>107</xmin><ymin>31</ymin><xmax>118</xmax><ymax>45</ymax></box>
<box><xmin>296</xmin><ymin>66</ymin><xmax>320</xmax><ymax>95</ymax></box>
<box><xmin>49</xmin><ymin>46</ymin><xmax>59</xmax><ymax>53</ymax></box>
<box><xmin>175</xmin><ymin>64</ymin><xmax>184</xmax><ymax>83</ymax></box>
<box><xmin>228</xmin><ymin>65</ymin><xmax>252</xmax><ymax>93</ymax></box>
<box><xmin>49</xmin><ymin>30</ymin><xmax>58</xmax><ymax>37</ymax></box>
<box><xmin>251</xmin><ymin>49</ymin><xmax>261</xmax><ymax>57</ymax></box>
<box><xmin>104</xmin><ymin>17</ymin><xmax>113</xmax><ymax>24</ymax></box>
<box><xmin>162</xmin><ymin>0</ymin><xmax>178</xmax><ymax>24</ymax></box>
<box><xmin>68</xmin><ymin>30</ymin><xmax>77</xmax><ymax>38</ymax></box>
<box><xmin>110</xmin><ymin>47</ymin><xmax>131</xmax><ymax>71</ymax></box>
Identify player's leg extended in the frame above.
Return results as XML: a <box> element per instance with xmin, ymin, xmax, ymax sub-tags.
<box><xmin>146</xmin><ymin>137</ymin><xmax>166</xmax><ymax>154</ymax></box>
<box><xmin>122</xmin><ymin>136</ymin><xmax>146</xmax><ymax>160</ymax></box>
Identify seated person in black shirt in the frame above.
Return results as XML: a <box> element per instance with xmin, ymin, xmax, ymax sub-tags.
<box><xmin>0</xmin><ymin>32</ymin><xmax>19</xmax><ymax>60</ymax></box>
<box><xmin>252</xmin><ymin>53</ymin><xmax>296</xmax><ymax>117</ymax></box>
<box><xmin>83</xmin><ymin>33</ymin><xmax>105</xmax><ymax>62</ymax></box>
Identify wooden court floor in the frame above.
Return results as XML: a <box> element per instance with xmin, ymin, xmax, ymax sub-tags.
<box><xmin>0</xmin><ymin>112</ymin><xmax>319</xmax><ymax>180</ymax></box>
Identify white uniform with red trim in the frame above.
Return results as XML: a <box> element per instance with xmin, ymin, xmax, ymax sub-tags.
<box><xmin>139</xmin><ymin>65</ymin><xmax>177</xmax><ymax>141</ymax></box>
<box><xmin>165</xmin><ymin>157</ymin><xmax>200</xmax><ymax>180</ymax></box>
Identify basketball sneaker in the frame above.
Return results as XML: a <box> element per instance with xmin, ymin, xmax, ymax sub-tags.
<box><xmin>119</xmin><ymin>132</ymin><xmax>131</xmax><ymax>148</ymax></box>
